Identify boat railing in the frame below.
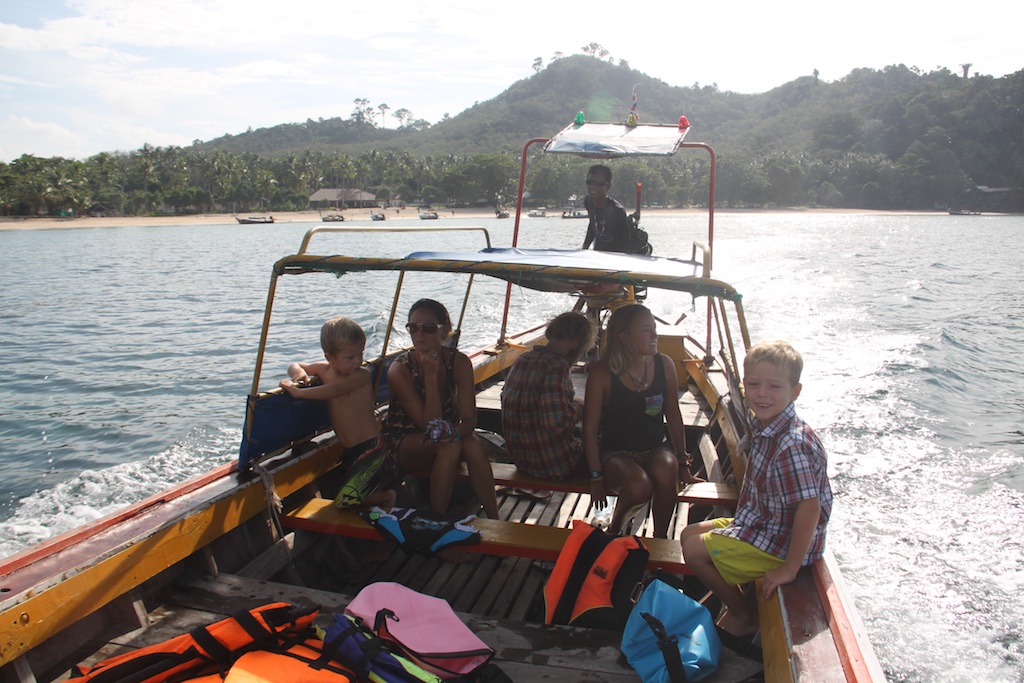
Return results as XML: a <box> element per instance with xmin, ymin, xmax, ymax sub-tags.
<box><xmin>254</xmin><ymin>226</ymin><xmax>494</xmax><ymax>391</ymax></box>
<box><xmin>296</xmin><ymin>225</ymin><xmax>493</xmax><ymax>254</ymax></box>
<box><xmin>243</xmin><ymin>226</ymin><xmax>500</xmax><ymax>469</ymax></box>
<box><xmin>501</xmin><ymin>127</ymin><xmax>718</xmax><ymax>346</ymax></box>
<box><xmin>689</xmin><ymin>240</ymin><xmax>712</xmax><ymax>279</ymax></box>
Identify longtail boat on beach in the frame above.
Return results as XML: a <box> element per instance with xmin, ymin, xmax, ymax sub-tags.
<box><xmin>0</xmin><ymin>121</ymin><xmax>884</xmax><ymax>682</ymax></box>
<box><xmin>236</xmin><ymin>214</ymin><xmax>275</xmax><ymax>224</ymax></box>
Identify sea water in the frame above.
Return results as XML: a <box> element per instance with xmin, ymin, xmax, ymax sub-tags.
<box><xmin>1</xmin><ymin>213</ymin><xmax>1022</xmax><ymax>681</ymax></box>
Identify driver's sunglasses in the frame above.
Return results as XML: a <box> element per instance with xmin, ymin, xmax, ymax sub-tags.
<box><xmin>405</xmin><ymin>322</ymin><xmax>441</xmax><ymax>334</ymax></box>
<box><xmin>585</xmin><ymin>179</ymin><xmax>608</xmax><ymax>186</ymax></box>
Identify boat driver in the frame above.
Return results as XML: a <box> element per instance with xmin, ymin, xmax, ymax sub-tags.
<box><xmin>581</xmin><ymin>164</ymin><xmax>631</xmax><ymax>253</ymax></box>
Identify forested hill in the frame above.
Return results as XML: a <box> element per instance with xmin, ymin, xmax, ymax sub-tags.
<box><xmin>201</xmin><ymin>54</ymin><xmax>1023</xmax><ymax>166</ymax></box>
<box><xmin>197</xmin><ymin>54</ymin><xmax>1024</xmax><ymax>211</ymax></box>
<box><xmin>4</xmin><ymin>55</ymin><xmax>1023</xmax><ymax>215</ymax></box>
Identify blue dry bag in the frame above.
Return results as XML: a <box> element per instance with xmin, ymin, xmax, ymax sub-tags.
<box><xmin>620</xmin><ymin>577</ymin><xmax>721</xmax><ymax>682</ymax></box>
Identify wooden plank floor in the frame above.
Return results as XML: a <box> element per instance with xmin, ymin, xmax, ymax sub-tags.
<box><xmin>283</xmin><ymin>483</ymin><xmax>729</xmax><ymax>637</ymax></box>
<box><xmin>69</xmin><ymin>573</ymin><xmax>762</xmax><ymax>683</ymax></box>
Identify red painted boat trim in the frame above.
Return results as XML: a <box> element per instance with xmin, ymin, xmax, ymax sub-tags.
<box><xmin>812</xmin><ymin>558</ymin><xmax>880</xmax><ymax>682</ymax></box>
<box><xmin>0</xmin><ymin>461</ymin><xmax>238</xmax><ymax>576</ymax></box>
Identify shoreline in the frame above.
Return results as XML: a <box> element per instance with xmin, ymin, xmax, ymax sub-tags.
<box><xmin>0</xmin><ymin>207</ymin><xmax>946</xmax><ymax>232</ymax></box>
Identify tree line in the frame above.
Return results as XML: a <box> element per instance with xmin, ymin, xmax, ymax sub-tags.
<box><xmin>2</xmin><ymin>139</ymin><xmax>1019</xmax><ymax>217</ymax></box>
<box><xmin>0</xmin><ymin>147</ymin><xmax>524</xmax><ymax>216</ymax></box>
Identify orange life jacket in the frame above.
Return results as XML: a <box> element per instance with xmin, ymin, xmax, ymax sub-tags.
<box><xmin>73</xmin><ymin>602</ymin><xmax>318</xmax><ymax>682</ymax></box>
<box><xmin>543</xmin><ymin>519</ymin><xmax>649</xmax><ymax>629</ymax></box>
<box><xmin>213</xmin><ymin>637</ymin><xmax>356</xmax><ymax>682</ymax></box>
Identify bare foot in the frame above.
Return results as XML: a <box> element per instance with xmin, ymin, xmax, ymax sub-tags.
<box><xmin>363</xmin><ymin>488</ymin><xmax>396</xmax><ymax>509</ymax></box>
<box><xmin>680</xmin><ymin>461</ymin><xmax>705</xmax><ymax>485</ymax></box>
<box><xmin>509</xmin><ymin>487</ymin><xmax>551</xmax><ymax>501</ymax></box>
<box><xmin>717</xmin><ymin>609</ymin><xmax>759</xmax><ymax>638</ymax></box>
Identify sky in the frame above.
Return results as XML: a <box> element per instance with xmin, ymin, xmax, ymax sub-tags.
<box><xmin>1</xmin><ymin>0</ymin><xmax>1021</xmax><ymax>161</ymax></box>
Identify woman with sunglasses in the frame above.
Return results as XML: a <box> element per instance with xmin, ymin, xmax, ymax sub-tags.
<box><xmin>582</xmin><ymin>304</ymin><xmax>701</xmax><ymax>538</ymax></box>
<box><xmin>581</xmin><ymin>164</ymin><xmax>631</xmax><ymax>253</ymax></box>
<box><xmin>382</xmin><ymin>299</ymin><xmax>500</xmax><ymax>522</ymax></box>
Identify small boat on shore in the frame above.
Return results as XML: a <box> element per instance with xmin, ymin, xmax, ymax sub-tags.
<box><xmin>495</xmin><ymin>208</ymin><xmax>510</xmax><ymax>218</ymax></box>
<box><xmin>948</xmin><ymin>208</ymin><xmax>981</xmax><ymax>215</ymax></box>
<box><xmin>370</xmin><ymin>212</ymin><xmax>386</xmax><ymax>221</ymax></box>
<box><xmin>562</xmin><ymin>209</ymin><xmax>588</xmax><ymax>219</ymax></box>
<box><xmin>321</xmin><ymin>213</ymin><xmax>345</xmax><ymax>222</ymax></box>
<box><xmin>0</xmin><ymin>120</ymin><xmax>883</xmax><ymax>682</ymax></box>
<box><xmin>527</xmin><ymin>207</ymin><xmax>547</xmax><ymax>217</ymax></box>
<box><xmin>235</xmin><ymin>214</ymin><xmax>274</xmax><ymax>224</ymax></box>
<box><xmin>419</xmin><ymin>210</ymin><xmax>439</xmax><ymax>220</ymax></box>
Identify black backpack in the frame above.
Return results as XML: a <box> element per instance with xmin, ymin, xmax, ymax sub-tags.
<box><xmin>628</xmin><ymin>211</ymin><xmax>653</xmax><ymax>256</ymax></box>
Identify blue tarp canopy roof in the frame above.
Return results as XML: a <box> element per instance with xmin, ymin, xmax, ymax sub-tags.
<box><xmin>543</xmin><ymin>122</ymin><xmax>689</xmax><ymax>158</ymax></box>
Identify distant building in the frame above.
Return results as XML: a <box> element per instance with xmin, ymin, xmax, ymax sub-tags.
<box><xmin>309</xmin><ymin>188</ymin><xmax>378</xmax><ymax>209</ymax></box>
<box><xmin>963</xmin><ymin>185</ymin><xmax>1024</xmax><ymax>213</ymax></box>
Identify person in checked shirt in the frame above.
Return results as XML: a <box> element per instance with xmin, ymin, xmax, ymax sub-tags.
<box><xmin>501</xmin><ymin>312</ymin><xmax>596</xmax><ymax>480</ymax></box>
<box><xmin>680</xmin><ymin>340</ymin><xmax>833</xmax><ymax>636</ymax></box>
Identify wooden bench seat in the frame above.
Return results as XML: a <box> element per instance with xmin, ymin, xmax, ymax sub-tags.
<box><xmin>282</xmin><ymin>498</ymin><xmax>689</xmax><ymax>573</ymax></box>
<box><xmin>424</xmin><ymin>460</ymin><xmax>739</xmax><ymax>506</ymax></box>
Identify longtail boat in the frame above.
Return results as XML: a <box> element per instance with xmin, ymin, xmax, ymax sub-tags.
<box><xmin>236</xmin><ymin>214</ymin><xmax>275</xmax><ymax>224</ymax></box>
<box><xmin>0</xmin><ymin>121</ymin><xmax>884</xmax><ymax>681</ymax></box>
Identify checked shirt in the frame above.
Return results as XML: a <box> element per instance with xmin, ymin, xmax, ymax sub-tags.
<box><xmin>501</xmin><ymin>346</ymin><xmax>584</xmax><ymax>480</ymax></box>
<box><xmin>714</xmin><ymin>402</ymin><xmax>833</xmax><ymax>563</ymax></box>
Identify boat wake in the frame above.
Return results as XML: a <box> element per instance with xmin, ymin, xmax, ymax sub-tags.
<box><xmin>0</xmin><ymin>426</ymin><xmax>237</xmax><ymax>558</ymax></box>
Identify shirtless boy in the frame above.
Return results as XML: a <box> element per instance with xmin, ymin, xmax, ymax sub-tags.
<box><xmin>280</xmin><ymin>316</ymin><xmax>396</xmax><ymax>508</ymax></box>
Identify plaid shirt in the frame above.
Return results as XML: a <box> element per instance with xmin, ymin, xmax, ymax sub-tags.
<box><xmin>501</xmin><ymin>347</ymin><xmax>584</xmax><ymax>479</ymax></box>
<box><xmin>713</xmin><ymin>402</ymin><xmax>833</xmax><ymax>563</ymax></box>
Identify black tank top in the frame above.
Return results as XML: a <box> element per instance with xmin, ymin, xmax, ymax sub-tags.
<box><xmin>599</xmin><ymin>354</ymin><xmax>667</xmax><ymax>451</ymax></box>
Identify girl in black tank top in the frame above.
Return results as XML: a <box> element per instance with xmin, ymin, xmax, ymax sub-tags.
<box><xmin>582</xmin><ymin>304</ymin><xmax>700</xmax><ymax>538</ymax></box>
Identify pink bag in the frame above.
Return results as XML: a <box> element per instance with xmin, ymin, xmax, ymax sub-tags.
<box><xmin>346</xmin><ymin>582</ymin><xmax>494</xmax><ymax>678</ymax></box>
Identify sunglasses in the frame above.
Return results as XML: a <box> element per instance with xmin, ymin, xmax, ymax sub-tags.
<box><xmin>405</xmin><ymin>322</ymin><xmax>442</xmax><ymax>334</ymax></box>
<box><xmin>585</xmin><ymin>179</ymin><xmax>608</xmax><ymax>187</ymax></box>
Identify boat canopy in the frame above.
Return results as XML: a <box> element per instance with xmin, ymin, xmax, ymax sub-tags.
<box><xmin>543</xmin><ymin>122</ymin><xmax>689</xmax><ymax>158</ymax></box>
<box><xmin>274</xmin><ymin>247</ymin><xmax>739</xmax><ymax>301</ymax></box>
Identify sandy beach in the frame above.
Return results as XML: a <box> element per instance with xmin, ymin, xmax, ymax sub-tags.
<box><xmin>0</xmin><ymin>207</ymin><xmax>941</xmax><ymax>232</ymax></box>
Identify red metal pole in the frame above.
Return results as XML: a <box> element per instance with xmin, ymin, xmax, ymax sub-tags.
<box><xmin>681</xmin><ymin>142</ymin><xmax>717</xmax><ymax>360</ymax></box>
<box><xmin>500</xmin><ymin>138</ymin><xmax>548</xmax><ymax>343</ymax></box>
<box><xmin>510</xmin><ymin>138</ymin><xmax>548</xmax><ymax>248</ymax></box>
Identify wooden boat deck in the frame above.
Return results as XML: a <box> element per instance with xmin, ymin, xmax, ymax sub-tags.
<box><xmin>70</xmin><ymin>571</ymin><xmax>763</xmax><ymax>683</ymax></box>
<box><xmin>48</xmin><ymin>356</ymin><xmax>773</xmax><ymax>681</ymax></box>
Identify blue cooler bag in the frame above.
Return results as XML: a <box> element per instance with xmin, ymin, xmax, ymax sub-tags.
<box><xmin>621</xmin><ymin>577</ymin><xmax>721</xmax><ymax>682</ymax></box>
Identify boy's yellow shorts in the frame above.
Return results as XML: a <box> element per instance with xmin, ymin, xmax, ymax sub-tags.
<box><xmin>702</xmin><ymin>517</ymin><xmax>785</xmax><ymax>586</ymax></box>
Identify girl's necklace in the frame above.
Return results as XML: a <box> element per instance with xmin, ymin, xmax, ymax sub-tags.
<box><xmin>626</xmin><ymin>356</ymin><xmax>649</xmax><ymax>389</ymax></box>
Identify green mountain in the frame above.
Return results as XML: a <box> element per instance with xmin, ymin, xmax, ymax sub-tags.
<box><xmin>198</xmin><ymin>55</ymin><xmax>1022</xmax><ymax>169</ymax></box>
<box><xmin>199</xmin><ymin>56</ymin><xmax>753</xmax><ymax>156</ymax></box>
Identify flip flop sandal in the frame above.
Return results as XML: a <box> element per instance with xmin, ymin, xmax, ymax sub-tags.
<box><xmin>510</xmin><ymin>487</ymin><xmax>552</xmax><ymax>501</ymax></box>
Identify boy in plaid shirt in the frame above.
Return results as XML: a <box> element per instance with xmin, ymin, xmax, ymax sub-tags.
<box><xmin>680</xmin><ymin>340</ymin><xmax>833</xmax><ymax>636</ymax></box>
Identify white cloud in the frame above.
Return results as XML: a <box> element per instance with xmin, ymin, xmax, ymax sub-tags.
<box><xmin>0</xmin><ymin>115</ymin><xmax>85</xmax><ymax>159</ymax></box>
<box><xmin>0</xmin><ymin>0</ymin><xmax>1021</xmax><ymax>158</ymax></box>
